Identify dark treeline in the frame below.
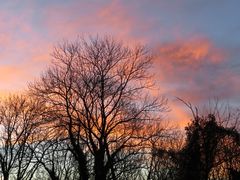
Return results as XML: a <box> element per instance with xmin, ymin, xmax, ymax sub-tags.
<box><xmin>0</xmin><ymin>36</ymin><xmax>239</xmax><ymax>180</ymax></box>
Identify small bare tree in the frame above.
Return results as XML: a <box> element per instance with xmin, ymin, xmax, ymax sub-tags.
<box><xmin>30</xmin><ymin>36</ymin><xmax>167</xmax><ymax>180</ymax></box>
<box><xmin>30</xmin><ymin>122</ymin><xmax>79</xmax><ymax>180</ymax></box>
<box><xmin>0</xmin><ymin>95</ymin><xmax>45</xmax><ymax>180</ymax></box>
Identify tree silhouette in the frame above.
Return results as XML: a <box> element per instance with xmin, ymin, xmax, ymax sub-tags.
<box><xmin>151</xmin><ymin>100</ymin><xmax>240</xmax><ymax>180</ymax></box>
<box><xmin>30</xmin><ymin>36</ymin><xmax>167</xmax><ymax>180</ymax></box>
<box><xmin>0</xmin><ymin>95</ymin><xmax>45</xmax><ymax>180</ymax></box>
<box><xmin>177</xmin><ymin>101</ymin><xmax>240</xmax><ymax>180</ymax></box>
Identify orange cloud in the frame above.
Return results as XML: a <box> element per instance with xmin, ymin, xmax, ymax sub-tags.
<box><xmin>0</xmin><ymin>66</ymin><xmax>19</xmax><ymax>81</ymax></box>
<box><xmin>153</xmin><ymin>37</ymin><xmax>228</xmax><ymax>86</ymax></box>
<box><xmin>170</xmin><ymin>105</ymin><xmax>191</xmax><ymax>128</ymax></box>
<box><xmin>0</xmin><ymin>61</ymin><xmax>47</xmax><ymax>93</ymax></box>
<box><xmin>157</xmin><ymin>37</ymin><xmax>226</xmax><ymax>65</ymax></box>
<box><xmin>151</xmin><ymin>37</ymin><xmax>237</xmax><ymax>128</ymax></box>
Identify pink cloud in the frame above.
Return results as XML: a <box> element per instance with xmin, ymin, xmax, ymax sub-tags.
<box><xmin>151</xmin><ymin>36</ymin><xmax>240</xmax><ymax>127</ymax></box>
<box><xmin>0</xmin><ymin>65</ymin><xmax>33</xmax><ymax>92</ymax></box>
<box><xmin>42</xmin><ymin>1</ymin><xmax>148</xmax><ymax>44</ymax></box>
<box><xmin>0</xmin><ymin>8</ymin><xmax>52</xmax><ymax>93</ymax></box>
<box><xmin>153</xmin><ymin>37</ymin><xmax>227</xmax><ymax>85</ymax></box>
<box><xmin>156</xmin><ymin>37</ymin><xmax>226</xmax><ymax>65</ymax></box>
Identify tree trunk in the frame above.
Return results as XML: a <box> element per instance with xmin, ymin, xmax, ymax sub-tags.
<box><xmin>75</xmin><ymin>150</ymin><xmax>89</xmax><ymax>180</ymax></box>
<box><xmin>68</xmin><ymin>128</ymin><xmax>89</xmax><ymax>180</ymax></box>
<box><xmin>48</xmin><ymin>170</ymin><xmax>60</xmax><ymax>180</ymax></box>
<box><xmin>94</xmin><ymin>150</ymin><xmax>107</xmax><ymax>180</ymax></box>
<box><xmin>3</xmin><ymin>171</ymin><xmax>9</xmax><ymax>180</ymax></box>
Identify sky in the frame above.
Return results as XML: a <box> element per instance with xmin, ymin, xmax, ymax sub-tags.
<box><xmin>0</xmin><ymin>0</ymin><xmax>239</xmax><ymax>127</ymax></box>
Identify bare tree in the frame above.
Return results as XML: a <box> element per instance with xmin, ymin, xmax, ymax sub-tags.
<box><xmin>30</xmin><ymin>36</ymin><xmax>167</xmax><ymax>180</ymax></box>
<box><xmin>29</xmin><ymin>122</ymin><xmax>79</xmax><ymax>180</ymax></box>
<box><xmin>146</xmin><ymin>125</ymin><xmax>184</xmax><ymax>180</ymax></box>
<box><xmin>0</xmin><ymin>95</ymin><xmax>45</xmax><ymax>180</ymax></box>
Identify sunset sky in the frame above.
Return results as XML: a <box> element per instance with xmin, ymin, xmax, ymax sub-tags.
<box><xmin>0</xmin><ymin>0</ymin><xmax>239</xmax><ymax>126</ymax></box>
